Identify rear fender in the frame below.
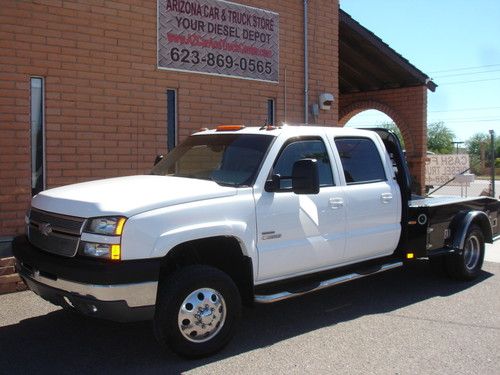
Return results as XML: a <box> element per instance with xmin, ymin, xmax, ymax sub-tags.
<box><xmin>451</xmin><ymin>211</ymin><xmax>493</xmax><ymax>250</ymax></box>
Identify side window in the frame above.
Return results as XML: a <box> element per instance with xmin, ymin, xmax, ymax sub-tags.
<box><xmin>273</xmin><ymin>139</ymin><xmax>334</xmax><ymax>190</ymax></box>
<box><xmin>335</xmin><ymin>138</ymin><xmax>386</xmax><ymax>184</ymax></box>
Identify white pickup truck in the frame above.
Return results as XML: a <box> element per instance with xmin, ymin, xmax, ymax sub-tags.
<box><xmin>14</xmin><ymin>125</ymin><xmax>500</xmax><ymax>358</ymax></box>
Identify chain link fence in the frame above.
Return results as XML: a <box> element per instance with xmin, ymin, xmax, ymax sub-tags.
<box><xmin>426</xmin><ymin>132</ymin><xmax>498</xmax><ymax>199</ymax></box>
<box><xmin>426</xmin><ymin>162</ymin><xmax>500</xmax><ymax>197</ymax></box>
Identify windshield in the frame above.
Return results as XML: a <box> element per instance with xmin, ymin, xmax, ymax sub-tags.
<box><xmin>151</xmin><ymin>133</ymin><xmax>275</xmax><ymax>187</ymax></box>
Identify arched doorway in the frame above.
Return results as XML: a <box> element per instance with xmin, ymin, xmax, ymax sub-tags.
<box><xmin>338</xmin><ymin>101</ymin><xmax>415</xmax><ymax>157</ymax></box>
<box><xmin>338</xmin><ymin>98</ymin><xmax>426</xmax><ymax>193</ymax></box>
<box><xmin>342</xmin><ymin>109</ymin><xmax>406</xmax><ymax>148</ymax></box>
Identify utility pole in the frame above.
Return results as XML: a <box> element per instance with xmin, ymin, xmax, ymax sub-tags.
<box><xmin>489</xmin><ymin>130</ymin><xmax>495</xmax><ymax>198</ymax></box>
<box><xmin>452</xmin><ymin>141</ymin><xmax>464</xmax><ymax>154</ymax></box>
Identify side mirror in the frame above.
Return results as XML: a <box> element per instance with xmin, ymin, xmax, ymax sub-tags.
<box><xmin>154</xmin><ymin>154</ymin><xmax>164</xmax><ymax>166</ymax></box>
<box><xmin>292</xmin><ymin>159</ymin><xmax>319</xmax><ymax>195</ymax></box>
<box><xmin>264</xmin><ymin>174</ymin><xmax>281</xmax><ymax>192</ymax></box>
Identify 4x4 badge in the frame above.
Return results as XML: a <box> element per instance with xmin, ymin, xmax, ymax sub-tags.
<box><xmin>39</xmin><ymin>222</ymin><xmax>52</xmax><ymax>236</ymax></box>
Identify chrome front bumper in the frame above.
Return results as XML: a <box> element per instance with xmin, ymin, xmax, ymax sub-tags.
<box><xmin>17</xmin><ymin>262</ymin><xmax>158</xmax><ymax>322</ymax></box>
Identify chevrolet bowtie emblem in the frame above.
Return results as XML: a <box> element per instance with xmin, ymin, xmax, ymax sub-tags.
<box><xmin>39</xmin><ymin>222</ymin><xmax>52</xmax><ymax>236</ymax></box>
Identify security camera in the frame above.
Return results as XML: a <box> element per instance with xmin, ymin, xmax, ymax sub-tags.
<box><xmin>319</xmin><ymin>93</ymin><xmax>334</xmax><ymax>110</ymax></box>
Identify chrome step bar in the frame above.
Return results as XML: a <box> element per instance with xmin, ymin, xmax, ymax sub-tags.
<box><xmin>254</xmin><ymin>261</ymin><xmax>403</xmax><ymax>304</ymax></box>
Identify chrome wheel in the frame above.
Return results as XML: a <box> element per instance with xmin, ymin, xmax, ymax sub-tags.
<box><xmin>178</xmin><ymin>288</ymin><xmax>226</xmax><ymax>343</ymax></box>
<box><xmin>463</xmin><ymin>234</ymin><xmax>481</xmax><ymax>271</ymax></box>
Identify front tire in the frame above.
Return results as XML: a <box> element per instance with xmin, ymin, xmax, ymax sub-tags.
<box><xmin>154</xmin><ymin>265</ymin><xmax>241</xmax><ymax>358</ymax></box>
<box><xmin>446</xmin><ymin>225</ymin><xmax>485</xmax><ymax>281</ymax></box>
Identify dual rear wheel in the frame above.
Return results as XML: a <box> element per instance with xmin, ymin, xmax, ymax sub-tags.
<box><xmin>431</xmin><ymin>225</ymin><xmax>485</xmax><ymax>281</ymax></box>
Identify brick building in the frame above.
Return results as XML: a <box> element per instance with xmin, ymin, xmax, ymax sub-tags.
<box><xmin>0</xmin><ymin>0</ymin><xmax>435</xmax><ymax>243</ymax></box>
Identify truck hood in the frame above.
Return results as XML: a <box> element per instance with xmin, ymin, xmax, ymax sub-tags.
<box><xmin>31</xmin><ymin>175</ymin><xmax>238</xmax><ymax>218</ymax></box>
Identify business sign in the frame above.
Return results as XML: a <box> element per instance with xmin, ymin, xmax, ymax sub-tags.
<box><xmin>158</xmin><ymin>0</ymin><xmax>279</xmax><ymax>82</ymax></box>
<box><xmin>425</xmin><ymin>154</ymin><xmax>470</xmax><ymax>186</ymax></box>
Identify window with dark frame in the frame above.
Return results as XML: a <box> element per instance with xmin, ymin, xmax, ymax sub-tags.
<box><xmin>167</xmin><ymin>89</ymin><xmax>177</xmax><ymax>152</ymax></box>
<box><xmin>267</xmin><ymin>98</ymin><xmax>275</xmax><ymax>125</ymax></box>
<box><xmin>30</xmin><ymin>77</ymin><xmax>44</xmax><ymax>196</ymax></box>
<box><xmin>272</xmin><ymin>139</ymin><xmax>334</xmax><ymax>190</ymax></box>
<box><xmin>335</xmin><ymin>137</ymin><xmax>387</xmax><ymax>184</ymax></box>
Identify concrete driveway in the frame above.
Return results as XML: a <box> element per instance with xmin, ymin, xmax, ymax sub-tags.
<box><xmin>0</xmin><ymin>243</ymin><xmax>499</xmax><ymax>374</ymax></box>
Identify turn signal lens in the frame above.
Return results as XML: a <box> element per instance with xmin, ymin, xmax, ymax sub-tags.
<box><xmin>115</xmin><ymin>218</ymin><xmax>126</xmax><ymax>236</ymax></box>
<box><xmin>111</xmin><ymin>245</ymin><xmax>121</xmax><ymax>260</ymax></box>
<box><xmin>406</xmin><ymin>253</ymin><xmax>415</xmax><ymax>259</ymax></box>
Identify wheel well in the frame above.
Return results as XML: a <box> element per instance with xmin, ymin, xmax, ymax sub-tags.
<box><xmin>160</xmin><ymin>236</ymin><xmax>254</xmax><ymax>305</ymax></box>
<box><xmin>472</xmin><ymin>215</ymin><xmax>493</xmax><ymax>243</ymax></box>
<box><xmin>451</xmin><ymin>211</ymin><xmax>493</xmax><ymax>249</ymax></box>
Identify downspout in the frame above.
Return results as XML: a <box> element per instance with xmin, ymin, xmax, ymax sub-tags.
<box><xmin>304</xmin><ymin>0</ymin><xmax>309</xmax><ymax>124</ymax></box>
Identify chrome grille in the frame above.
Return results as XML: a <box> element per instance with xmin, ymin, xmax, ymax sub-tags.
<box><xmin>30</xmin><ymin>209</ymin><xmax>85</xmax><ymax>235</ymax></box>
<box><xmin>28</xmin><ymin>209</ymin><xmax>86</xmax><ymax>257</ymax></box>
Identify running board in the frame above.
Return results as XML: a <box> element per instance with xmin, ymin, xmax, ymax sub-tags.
<box><xmin>254</xmin><ymin>261</ymin><xmax>403</xmax><ymax>304</ymax></box>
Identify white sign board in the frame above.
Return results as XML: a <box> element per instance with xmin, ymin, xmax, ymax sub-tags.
<box><xmin>425</xmin><ymin>154</ymin><xmax>470</xmax><ymax>186</ymax></box>
<box><xmin>158</xmin><ymin>0</ymin><xmax>279</xmax><ymax>82</ymax></box>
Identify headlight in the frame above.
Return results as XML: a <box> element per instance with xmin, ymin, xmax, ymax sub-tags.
<box><xmin>85</xmin><ymin>217</ymin><xmax>126</xmax><ymax>236</ymax></box>
<box><xmin>81</xmin><ymin>243</ymin><xmax>121</xmax><ymax>260</ymax></box>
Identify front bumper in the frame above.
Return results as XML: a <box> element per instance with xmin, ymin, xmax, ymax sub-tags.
<box><xmin>13</xmin><ymin>236</ymin><xmax>159</xmax><ymax>322</ymax></box>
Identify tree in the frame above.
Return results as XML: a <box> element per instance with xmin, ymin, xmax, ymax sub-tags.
<box><xmin>466</xmin><ymin>133</ymin><xmax>489</xmax><ymax>158</ymax></box>
<box><xmin>427</xmin><ymin>122</ymin><xmax>455</xmax><ymax>154</ymax></box>
<box><xmin>466</xmin><ymin>132</ymin><xmax>500</xmax><ymax>168</ymax></box>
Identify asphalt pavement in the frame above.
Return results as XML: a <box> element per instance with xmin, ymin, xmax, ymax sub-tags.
<box><xmin>0</xmin><ymin>243</ymin><xmax>499</xmax><ymax>374</ymax></box>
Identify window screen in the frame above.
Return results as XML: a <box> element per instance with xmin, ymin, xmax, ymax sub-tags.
<box><xmin>273</xmin><ymin>139</ymin><xmax>334</xmax><ymax>190</ymax></box>
<box><xmin>335</xmin><ymin>138</ymin><xmax>386</xmax><ymax>184</ymax></box>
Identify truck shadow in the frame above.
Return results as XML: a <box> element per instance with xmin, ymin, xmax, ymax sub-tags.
<box><xmin>0</xmin><ymin>261</ymin><xmax>495</xmax><ymax>374</ymax></box>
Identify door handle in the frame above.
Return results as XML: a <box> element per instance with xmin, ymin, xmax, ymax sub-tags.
<box><xmin>329</xmin><ymin>197</ymin><xmax>344</xmax><ymax>209</ymax></box>
<box><xmin>381</xmin><ymin>193</ymin><xmax>393</xmax><ymax>203</ymax></box>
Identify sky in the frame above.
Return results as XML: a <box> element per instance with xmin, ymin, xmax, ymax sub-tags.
<box><xmin>339</xmin><ymin>0</ymin><xmax>500</xmax><ymax>143</ymax></box>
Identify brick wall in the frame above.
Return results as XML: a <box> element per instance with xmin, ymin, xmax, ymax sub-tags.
<box><xmin>0</xmin><ymin>0</ymin><xmax>340</xmax><ymax>236</ymax></box>
<box><xmin>338</xmin><ymin>85</ymin><xmax>428</xmax><ymax>193</ymax></box>
<box><xmin>0</xmin><ymin>257</ymin><xmax>27</xmax><ymax>295</ymax></box>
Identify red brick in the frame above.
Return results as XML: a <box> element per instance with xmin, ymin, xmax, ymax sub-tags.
<box><xmin>0</xmin><ymin>257</ymin><xmax>15</xmax><ymax>268</ymax></box>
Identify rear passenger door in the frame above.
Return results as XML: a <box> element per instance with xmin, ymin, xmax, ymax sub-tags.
<box><xmin>334</xmin><ymin>137</ymin><xmax>401</xmax><ymax>263</ymax></box>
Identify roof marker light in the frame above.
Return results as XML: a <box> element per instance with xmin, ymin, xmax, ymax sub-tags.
<box><xmin>216</xmin><ymin>125</ymin><xmax>245</xmax><ymax>131</ymax></box>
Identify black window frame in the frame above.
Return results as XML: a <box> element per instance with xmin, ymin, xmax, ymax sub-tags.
<box><xmin>334</xmin><ymin>136</ymin><xmax>387</xmax><ymax>185</ymax></box>
<box><xmin>270</xmin><ymin>136</ymin><xmax>335</xmax><ymax>192</ymax></box>
<box><xmin>267</xmin><ymin>98</ymin><xmax>275</xmax><ymax>125</ymax></box>
<box><xmin>166</xmin><ymin>89</ymin><xmax>177</xmax><ymax>152</ymax></box>
<box><xmin>30</xmin><ymin>77</ymin><xmax>45</xmax><ymax>196</ymax></box>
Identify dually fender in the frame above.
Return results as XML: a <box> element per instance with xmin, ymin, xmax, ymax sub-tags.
<box><xmin>451</xmin><ymin>211</ymin><xmax>493</xmax><ymax>250</ymax></box>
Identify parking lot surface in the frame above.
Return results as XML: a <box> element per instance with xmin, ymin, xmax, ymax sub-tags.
<box><xmin>1</xmin><ymin>243</ymin><xmax>499</xmax><ymax>374</ymax></box>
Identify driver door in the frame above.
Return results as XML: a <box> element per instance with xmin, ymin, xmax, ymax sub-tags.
<box><xmin>255</xmin><ymin>137</ymin><xmax>347</xmax><ymax>282</ymax></box>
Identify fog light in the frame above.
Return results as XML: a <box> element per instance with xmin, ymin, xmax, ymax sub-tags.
<box><xmin>406</xmin><ymin>253</ymin><xmax>415</xmax><ymax>259</ymax></box>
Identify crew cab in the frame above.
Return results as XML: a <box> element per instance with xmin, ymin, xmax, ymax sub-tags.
<box><xmin>13</xmin><ymin>125</ymin><xmax>500</xmax><ymax>358</ymax></box>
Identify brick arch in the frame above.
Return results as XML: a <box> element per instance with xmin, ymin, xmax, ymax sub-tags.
<box><xmin>338</xmin><ymin>86</ymin><xmax>428</xmax><ymax>194</ymax></box>
<box><xmin>338</xmin><ymin>100</ymin><xmax>415</xmax><ymax>155</ymax></box>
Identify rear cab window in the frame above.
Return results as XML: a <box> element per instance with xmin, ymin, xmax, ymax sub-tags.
<box><xmin>334</xmin><ymin>137</ymin><xmax>387</xmax><ymax>185</ymax></box>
